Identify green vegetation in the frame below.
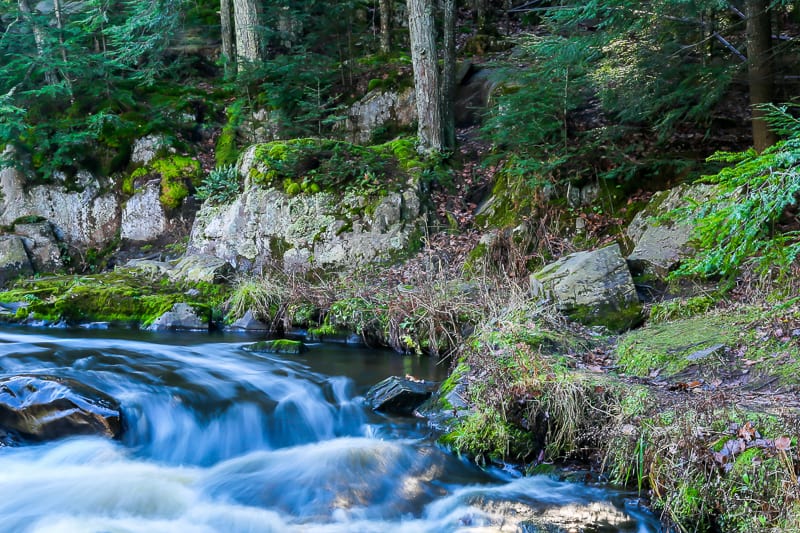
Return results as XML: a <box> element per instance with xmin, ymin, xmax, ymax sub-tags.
<box><xmin>196</xmin><ymin>165</ymin><xmax>241</xmax><ymax>205</ymax></box>
<box><xmin>243</xmin><ymin>339</ymin><xmax>308</xmax><ymax>355</ymax></box>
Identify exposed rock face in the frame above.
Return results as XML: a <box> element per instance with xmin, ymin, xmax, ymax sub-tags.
<box><xmin>148</xmin><ymin>303</ymin><xmax>207</xmax><ymax>331</ymax></box>
<box><xmin>121</xmin><ymin>181</ymin><xmax>169</xmax><ymax>242</ymax></box>
<box><xmin>13</xmin><ymin>221</ymin><xmax>62</xmax><ymax>273</ymax></box>
<box><xmin>342</xmin><ymin>87</ymin><xmax>416</xmax><ymax>144</ymax></box>
<box><xmin>530</xmin><ymin>243</ymin><xmax>641</xmax><ymax>331</ymax></box>
<box><xmin>0</xmin><ymin>166</ymin><xmax>119</xmax><ymax>248</ymax></box>
<box><xmin>626</xmin><ymin>183</ymin><xmax>712</xmax><ymax>278</ymax></box>
<box><xmin>0</xmin><ymin>376</ymin><xmax>122</xmax><ymax>441</ymax></box>
<box><xmin>0</xmin><ymin>236</ymin><xmax>34</xmax><ymax>284</ymax></box>
<box><xmin>187</xmin><ymin>146</ymin><xmax>424</xmax><ymax>273</ymax></box>
<box><xmin>366</xmin><ymin>376</ymin><xmax>438</xmax><ymax>416</ymax></box>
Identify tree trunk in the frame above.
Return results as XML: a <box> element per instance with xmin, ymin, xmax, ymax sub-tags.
<box><xmin>233</xmin><ymin>0</ymin><xmax>262</xmax><ymax>70</ymax></box>
<box><xmin>746</xmin><ymin>0</ymin><xmax>776</xmax><ymax>152</ymax></box>
<box><xmin>220</xmin><ymin>0</ymin><xmax>236</xmax><ymax>76</ymax></box>
<box><xmin>441</xmin><ymin>0</ymin><xmax>456</xmax><ymax>151</ymax></box>
<box><xmin>17</xmin><ymin>0</ymin><xmax>56</xmax><ymax>85</ymax></box>
<box><xmin>408</xmin><ymin>0</ymin><xmax>443</xmax><ymax>153</ymax></box>
<box><xmin>379</xmin><ymin>0</ymin><xmax>392</xmax><ymax>54</ymax></box>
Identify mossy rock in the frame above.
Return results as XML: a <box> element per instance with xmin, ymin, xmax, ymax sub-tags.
<box><xmin>243</xmin><ymin>339</ymin><xmax>308</xmax><ymax>355</ymax></box>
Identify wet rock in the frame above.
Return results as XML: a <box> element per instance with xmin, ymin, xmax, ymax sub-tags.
<box><xmin>227</xmin><ymin>310</ymin><xmax>270</xmax><ymax>332</ymax></box>
<box><xmin>0</xmin><ymin>236</ymin><xmax>34</xmax><ymax>285</ymax></box>
<box><xmin>530</xmin><ymin>243</ymin><xmax>642</xmax><ymax>332</ymax></box>
<box><xmin>0</xmin><ymin>376</ymin><xmax>122</xmax><ymax>441</ymax></box>
<box><xmin>15</xmin><ymin>220</ymin><xmax>63</xmax><ymax>273</ymax></box>
<box><xmin>243</xmin><ymin>339</ymin><xmax>308</xmax><ymax>355</ymax></box>
<box><xmin>366</xmin><ymin>376</ymin><xmax>438</xmax><ymax>416</ymax></box>
<box><xmin>169</xmin><ymin>254</ymin><xmax>233</xmax><ymax>283</ymax></box>
<box><xmin>626</xmin><ymin>183</ymin><xmax>712</xmax><ymax>278</ymax></box>
<box><xmin>148</xmin><ymin>303</ymin><xmax>207</xmax><ymax>331</ymax></box>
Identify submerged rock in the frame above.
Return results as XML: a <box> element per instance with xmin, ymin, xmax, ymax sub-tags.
<box><xmin>243</xmin><ymin>339</ymin><xmax>308</xmax><ymax>355</ymax></box>
<box><xmin>148</xmin><ymin>303</ymin><xmax>207</xmax><ymax>331</ymax></box>
<box><xmin>530</xmin><ymin>243</ymin><xmax>642</xmax><ymax>332</ymax></box>
<box><xmin>0</xmin><ymin>376</ymin><xmax>122</xmax><ymax>441</ymax></box>
<box><xmin>366</xmin><ymin>376</ymin><xmax>438</xmax><ymax>416</ymax></box>
<box><xmin>227</xmin><ymin>310</ymin><xmax>270</xmax><ymax>332</ymax></box>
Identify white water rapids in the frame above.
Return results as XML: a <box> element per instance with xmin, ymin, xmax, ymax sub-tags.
<box><xmin>0</xmin><ymin>330</ymin><xmax>660</xmax><ymax>532</ymax></box>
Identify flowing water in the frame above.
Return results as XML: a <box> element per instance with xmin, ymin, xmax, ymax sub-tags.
<box><xmin>0</xmin><ymin>329</ymin><xmax>661</xmax><ymax>532</ymax></box>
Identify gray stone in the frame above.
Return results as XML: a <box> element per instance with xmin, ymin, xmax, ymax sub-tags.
<box><xmin>187</xmin><ymin>152</ymin><xmax>425</xmax><ymax>274</ymax></box>
<box><xmin>626</xmin><ymin>183</ymin><xmax>712</xmax><ymax>278</ymax></box>
<box><xmin>366</xmin><ymin>376</ymin><xmax>438</xmax><ymax>416</ymax></box>
<box><xmin>0</xmin><ymin>236</ymin><xmax>34</xmax><ymax>285</ymax></box>
<box><xmin>530</xmin><ymin>243</ymin><xmax>641</xmax><ymax>331</ymax></box>
<box><xmin>169</xmin><ymin>254</ymin><xmax>233</xmax><ymax>283</ymax></box>
<box><xmin>131</xmin><ymin>134</ymin><xmax>168</xmax><ymax>165</ymax></box>
<box><xmin>15</xmin><ymin>221</ymin><xmax>62</xmax><ymax>273</ymax></box>
<box><xmin>125</xmin><ymin>258</ymin><xmax>172</xmax><ymax>277</ymax></box>
<box><xmin>0</xmin><ymin>376</ymin><xmax>121</xmax><ymax>441</ymax></box>
<box><xmin>228</xmin><ymin>310</ymin><xmax>270</xmax><ymax>331</ymax></box>
<box><xmin>148</xmin><ymin>303</ymin><xmax>207</xmax><ymax>331</ymax></box>
<box><xmin>341</xmin><ymin>87</ymin><xmax>416</xmax><ymax>144</ymax></box>
<box><xmin>121</xmin><ymin>181</ymin><xmax>169</xmax><ymax>242</ymax></box>
<box><xmin>0</xmin><ymin>166</ymin><xmax>119</xmax><ymax>249</ymax></box>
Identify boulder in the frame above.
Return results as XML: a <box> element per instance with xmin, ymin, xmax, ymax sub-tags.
<box><xmin>131</xmin><ymin>134</ymin><xmax>168</xmax><ymax>165</ymax></box>
<box><xmin>187</xmin><ymin>147</ymin><xmax>424</xmax><ymax>274</ymax></box>
<box><xmin>341</xmin><ymin>87</ymin><xmax>416</xmax><ymax>144</ymax></box>
<box><xmin>243</xmin><ymin>339</ymin><xmax>307</xmax><ymax>355</ymax></box>
<box><xmin>626</xmin><ymin>183</ymin><xmax>712</xmax><ymax>278</ymax></box>
<box><xmin>0</xmin><ymin>166</ymin><xmax>119</xmax><ymax>248</ymax></box>
<box><xmin>530</xmin><ymin>243</ymin><xmax>641</xmax><ymax>331</ymax></box>
<box><xmin>169</xmin><ymin>254</ymin><xmax>233</xmax><ymax>283</ymax></box>
<box><xmin>366</xmin><ymin>376</ymin><xmax>438</xmax><ymax>416</ymax></box>
<box><xmin>227</xmin><ymin>310</ymin><xmax>270</xmax><ymax>332</ymax></box>
<box><xmin>121</xmin><ymin>181</ymin><xmax>169</xmax><ymax>242</ymax></box>
<box><xmin>0</xmin><ymin>376</ymin><xmax>121</xmax><ymax>441</ymax></box>
<box><xmin>15</xmin><ymin>220</ymin><xmax>63</xmax><ymax>273</ymax></box>
<box><xmin>148</xmin><ymin>303</ymin><xmax>207</xmax><ymax>331</ymax></box>
<box><xmin>0</xmin><ymin>236</ymin><xmax>34</xmax><ymax>285</ymax></box>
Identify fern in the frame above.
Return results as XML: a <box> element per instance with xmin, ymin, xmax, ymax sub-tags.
<box><xmin>674</xmin><ymin>106</ymin><xmax>800</xmax><ymax>280</ymax></box>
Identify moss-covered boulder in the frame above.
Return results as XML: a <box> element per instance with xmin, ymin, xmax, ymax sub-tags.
<box><xmin>530</xmin><ymin>243</ymin><xmax>642</xmax><ymax>331</ymax></box>
<box><xmin>188</xmin><ymin>139</ymin><xmax>425</xmax><ymax>273</ymax></box>
<box><xmin>243</xmin><ymin>339</ymin><xmax>308</xmax><ymax>355</ymax></box>
<box><xmin>626</xmin><ymin>183</ymin><xmax>711</xmax><ymax>278</ymax></box>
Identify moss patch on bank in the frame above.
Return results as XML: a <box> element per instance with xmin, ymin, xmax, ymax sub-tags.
<box><xmin>0</xmin><ymin>269</ymin><xmax>226</xmax><ymax>327</ymax></box>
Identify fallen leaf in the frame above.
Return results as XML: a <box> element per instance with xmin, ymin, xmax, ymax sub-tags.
<box><xmin>738</xmin><ymin>421</ymin><xmax>756</xmax><ymax>442</ymax></box>
<box><xmin>775</xmin><ymin>436</ymin><xmax>791</xmax><ymax>451</ymax></box>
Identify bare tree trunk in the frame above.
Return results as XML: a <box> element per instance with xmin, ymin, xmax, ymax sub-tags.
<box><xmin>379</xmin><ymin>0</ymin><xmax>392</xmax><ymax>54</ymax></box>
<box><xmin>17</xmin><ymin>0</ymin><xmax>56</xmax><ymax>85</ymax></box>
<box><xmin>408</xmin><ymin>0</ymin><xmax>443</xmax><ymax>153</ymax></box>
<box><xmin>220</xmin><ymin>0</ymin><xmax>235</xmax><ymax>76</ymax></box>
<box><xmin>233</xmin><ymin>0</ymin><xmax>262</xmax><ymax>70</ymax></box>
<box><xmin>441</xmin><ymin>0</ymin><xmax>456</xmax><ymax>151</ymax></box>
<box><xmin>746</xmin><ymin>0</ymin><xmax>776</xmax><ymax>152</ymax></box>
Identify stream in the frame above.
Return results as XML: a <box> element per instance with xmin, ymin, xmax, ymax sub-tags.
<box><xmin>0</xmin><ymin>329</ymin><xmax>661</xmax><ymax>532</ymax></box>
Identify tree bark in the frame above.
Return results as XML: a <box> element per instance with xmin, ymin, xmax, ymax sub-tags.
<box><xmin>379</xmin><ymin>0</ymin><xmax>392</xmax><ymax>54</ymax></box>
<box><xmin>746</xmin><ymin>0</ymin><xmax>776</xmax><ymax>152</ymax></box>
<box><xmin>441</xmin><ymin>0</ymin><xmax>456</xmax><ymax>151</ymax></box>
<box><xmin>408</xmin><ymin>0</ymin><xmax>443</xmax><ymax>153</ymax></box>
<box><xmin>17</xmin><ymin>0</ymin><xmax>56</xmax><ymax>85</ymax></box>
<box><xmin>220</xmin><ymin>0</ymin><xmax>235</xmax><ymax>76</ymax></box>
<box><xmin>233</xmin><ymin>0</ymin><xmax>262</xmax><ymax>70</ymax></box>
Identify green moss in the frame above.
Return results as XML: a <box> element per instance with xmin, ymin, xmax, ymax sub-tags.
<box><xmin>243</xmin><ymin>339</ymin><xmax>308</xmax><ymax>355</ymax></box>
<box><xmin>474</xmin><ymin>168</ymin><xmax>537</xmax><ymax>229</ymax></box>
<box><xmin>568</xmin><ymin>301</ymin><xmax>643</xmax><ymax>333</ymax></box>
<box><xmin>151</xmin><ymin>155</ymin><xmax>200</xmax><ymax>209</ymax></box>
<box><xmin>0</xmin><ymin>270</ymin><xmax>227</xmax><ymax>327</ymax></box>
<box><xmin>216</xmin><ymin>101</ymin><xmax>244</xmax><ymax>167</ymax></box>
